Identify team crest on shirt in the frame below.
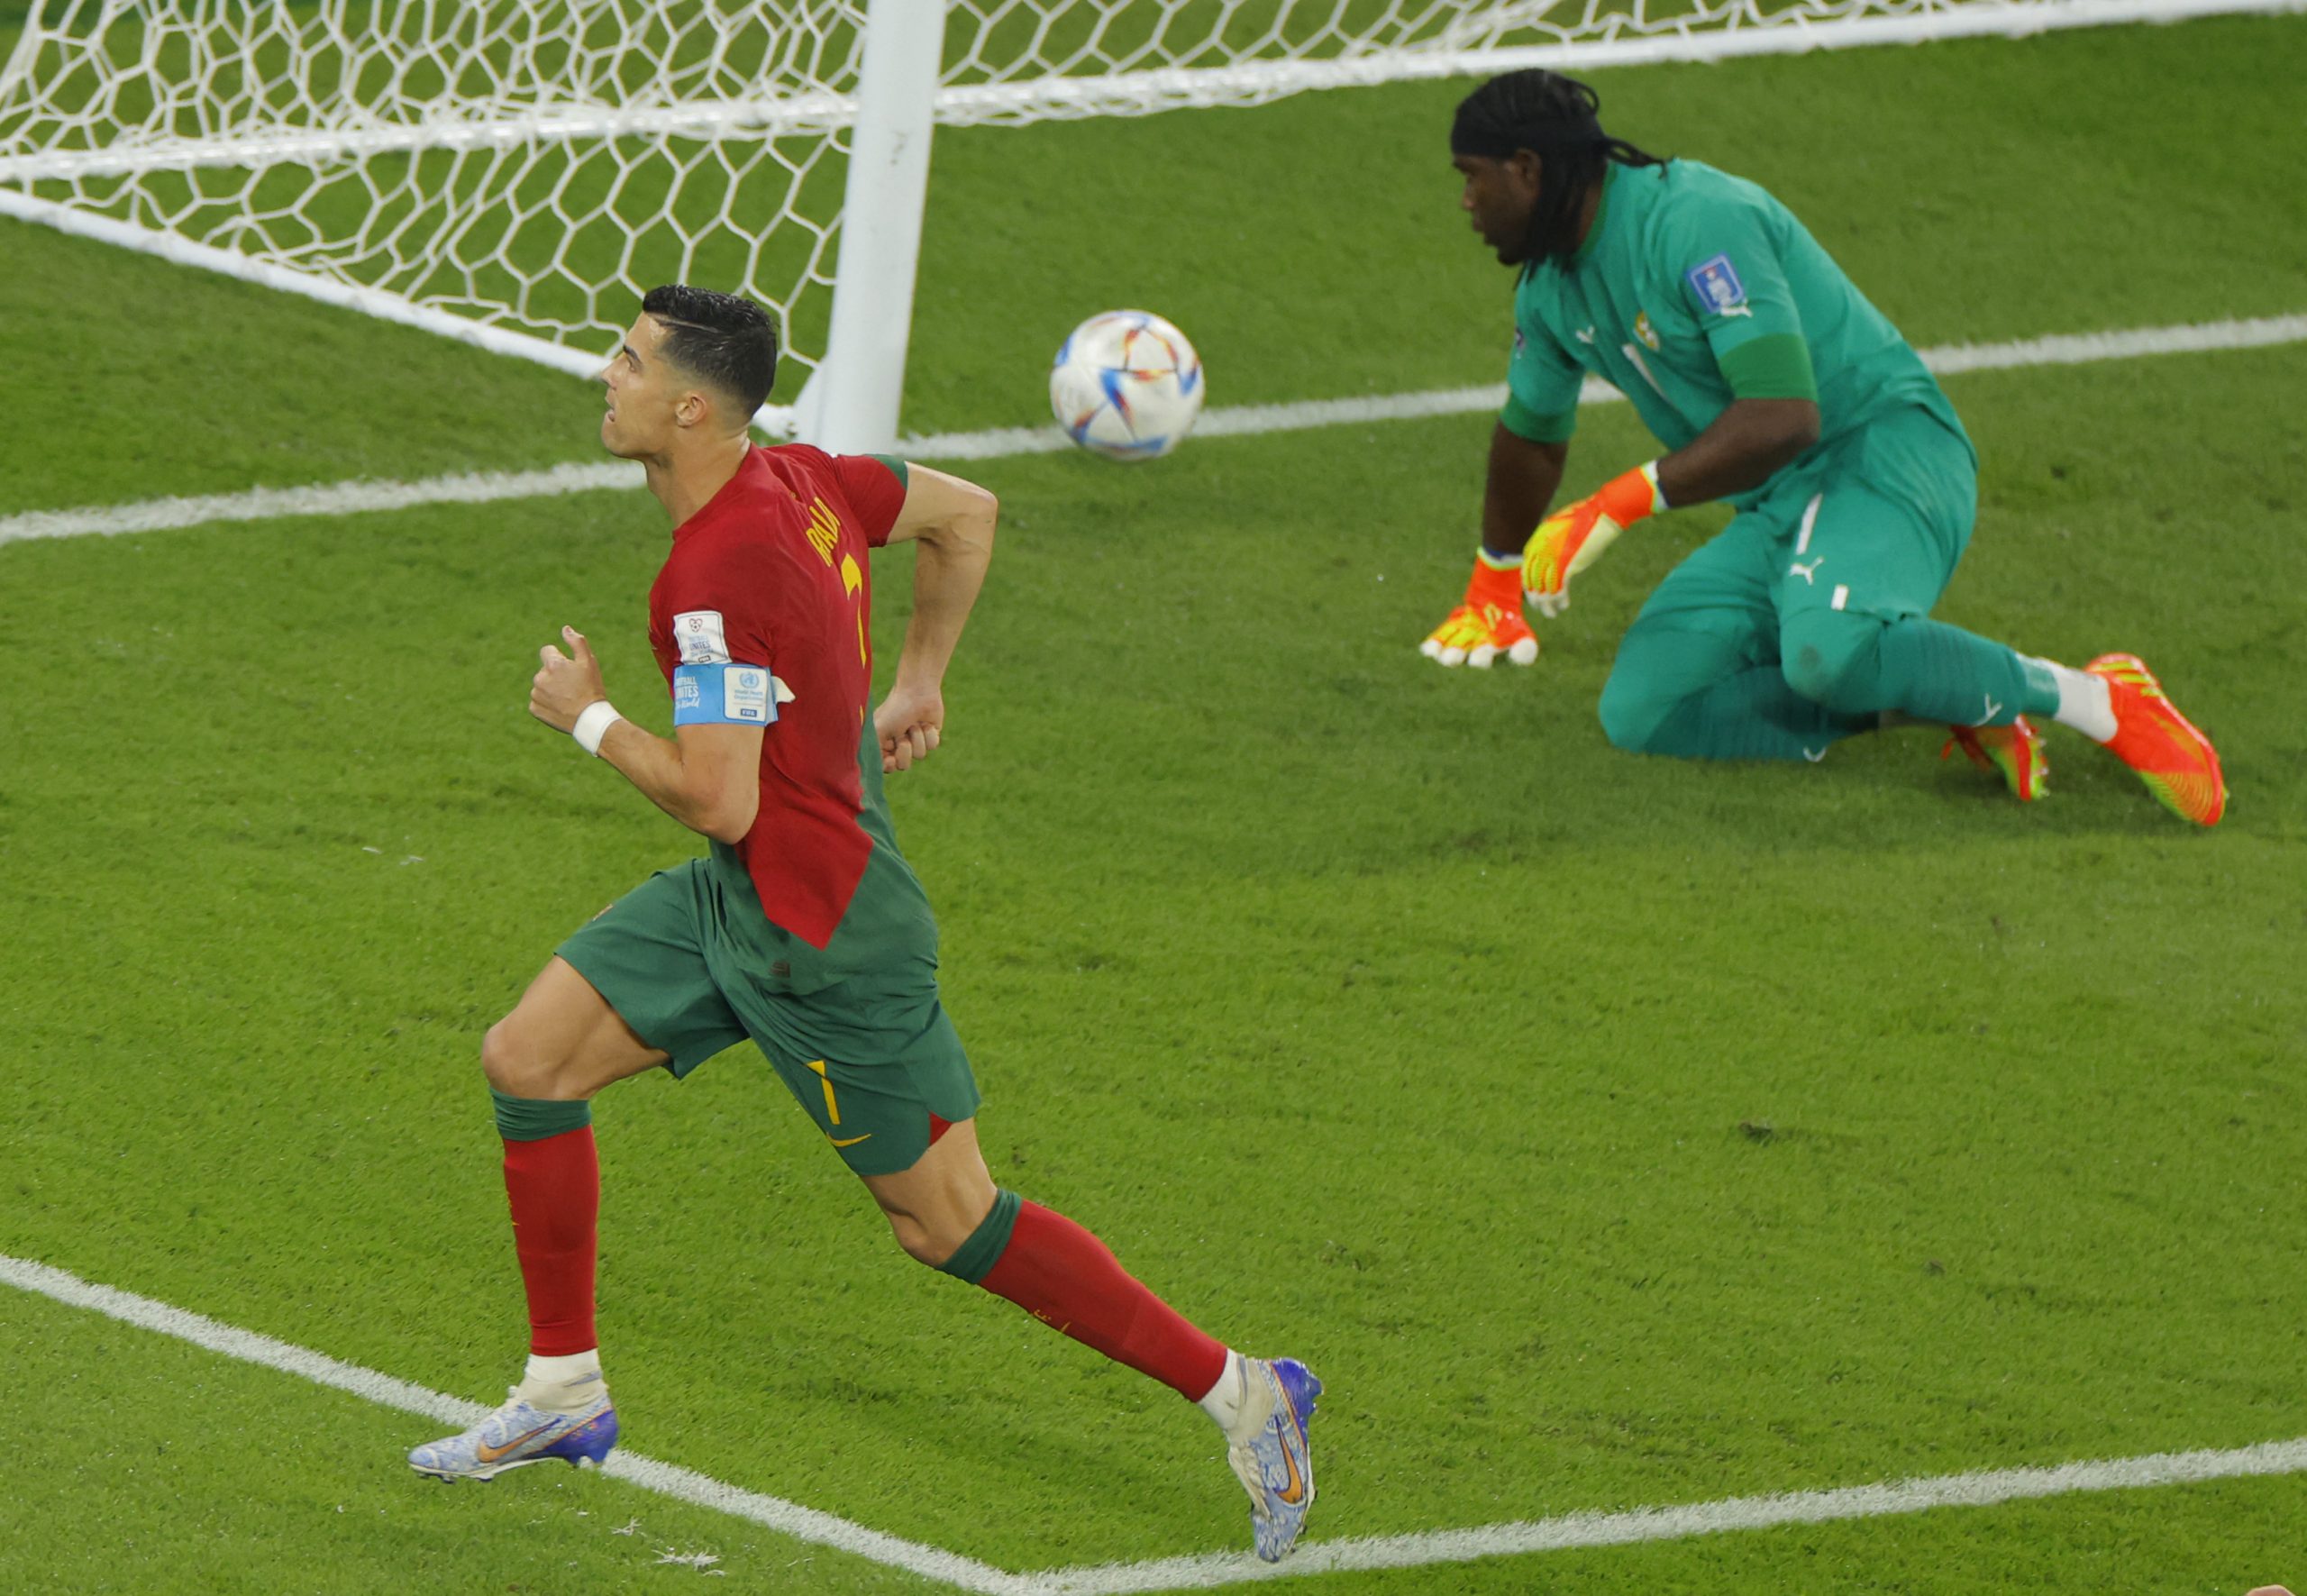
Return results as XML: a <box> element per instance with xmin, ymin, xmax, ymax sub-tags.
<box><xmin>1511</xmin><ymin>325</ymin><xmax>1527</xmax><ymax>356</ymax></box>
<box><xmin>674</xmin><ymin>610</ymin><xmax>731</xmax><ymax>664</ymax></box>
<box><xmin>1684</xmin><ymin>253</ymin><xmax>1752</xmax><ymax>318</ymax></box>
<box><xmin>1635</xmin><ymin>310</ymin><xmax>1661</xmax><ymax>351</ymax></box>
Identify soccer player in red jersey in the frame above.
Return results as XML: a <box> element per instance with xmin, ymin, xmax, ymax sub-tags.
<box><xmin>406</xmin><ymin>287</ymin><xmax>1320</xmax><ymax>1563</ymax></box>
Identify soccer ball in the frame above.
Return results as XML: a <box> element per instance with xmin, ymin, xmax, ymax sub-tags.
<box><xmin>1049</xmin><ymin>310</ymin><xmax>1205</xmax><ymax>461</ymax></box>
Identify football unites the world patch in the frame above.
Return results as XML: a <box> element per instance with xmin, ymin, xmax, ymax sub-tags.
<box><xmin>671</xmin><ymin>661</ymin><xmax>780</xmax><ymax>726</ymax></box>
<box><xmin>1683</xmin><ymin>253</ymin><xmax>1751</xmax><ymax>318</ymax></box>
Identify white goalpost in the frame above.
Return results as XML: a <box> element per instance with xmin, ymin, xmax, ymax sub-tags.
<box><xmin>0</xmin><ymin>0</ymin><xmax>2293</xmax><ymax>452</ymax></box>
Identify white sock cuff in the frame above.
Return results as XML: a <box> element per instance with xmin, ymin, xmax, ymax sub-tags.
<box><xmin>1195</xmin><ymin>1348</ymin><xmax>1248</xmax><ymax>1427</ymax></box>
<box><xmin>524</xmin><ymin>1349</ymin><xmax>601</xmax><ymax>1385</ymax></box>
<box><xmin>2029</xmin><ymin>656</ymin><xmax>2118</xmax><ymax>743</ymax></box>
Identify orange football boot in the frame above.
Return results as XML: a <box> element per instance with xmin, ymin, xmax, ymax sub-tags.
<box><xmin>2086</xmin><ymin>652</ymin><xmax>2227</xmax><ymax>825</ymax></box>
<box><xmin>1941</xmin><ymin>716</ymin><xmax>2049</xmax><ymax>802</ymax></box>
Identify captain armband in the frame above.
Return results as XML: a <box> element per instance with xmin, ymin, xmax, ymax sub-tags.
<box><xmin>671</xmin><ymin>662</ymin><xmax>781</xmax><ymax>727</ymax></box>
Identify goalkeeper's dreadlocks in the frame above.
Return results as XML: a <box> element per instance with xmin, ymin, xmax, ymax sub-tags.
<box><xmin>1451</xmin><ymin>70</ymin><xmax>1665</xmax><ymax>269</ymax></box>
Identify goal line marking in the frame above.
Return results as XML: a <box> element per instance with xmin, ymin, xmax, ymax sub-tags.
<box><xmin>2</xmin><ymin>313</ymin><xmax>2301</xmax><ymax>551</ymax></box>
<box><xmin>7</xmin><ymin>1249</ymin><xmax>2306</xmax><ymax>1594</ymax></box>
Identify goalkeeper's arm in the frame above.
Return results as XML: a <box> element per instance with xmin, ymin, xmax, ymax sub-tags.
<box><xmin>1419</xmin><ymin>424</ymin><xmax>1569</xmax><ymax>668</ymax></box>
<box><xmin>1518</xmin><ymin>397</ymin><xmax>1823</xmax><ymax>616</ymax></box>
<box><xmin>1483</xmin><ymin>425</ymin><xmax>1568</xmax><ymax>559</ymax></box>
<box><xmin>1653</xmin><ymin>397</ymin><xmax>1819</xmax><ymax>507</ymax></box>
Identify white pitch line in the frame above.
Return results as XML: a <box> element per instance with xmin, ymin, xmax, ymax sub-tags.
<box><xmin>1028</xmin><ymin>1436</ymin><xmax>2307</xmax><ymax>1592</ymax></box>
<box><xmin>7</xmin><ymin>1249</ymin><xmax>2307</xmax><ymax>1593</ymax></box>
<box><xmin>0</xmin><ymin>1253</ymin><xmax>1026</xmax><ymax>1596</ymax></box>
<box><xmin>0</xmin><ymin>459</ymin><xmax>644</xmax><ymax>547</ymax></box>
<box><xmin>918</xmin><ymin>311</ymin><xmax>2307</xmax><ymax>460</ymax></box>
<box><xmin>3</xmin><ymin>313</ymin><xmax>2302</xmax><ymax>550</ymax></box>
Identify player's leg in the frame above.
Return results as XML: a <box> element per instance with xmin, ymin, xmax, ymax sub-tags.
<box><xmin>410</xmin><ymin>865</ymin><xmax>750</xmax><ymax>1482</ymax></box>
<box><xmin>1773</xmin><ymin>487</ymin><xmax>2046</xmax><ymax>726</ymax></box>
<box><xmin>481</xmin><ymin>956</ymin><xmax>667</xmax><ymax>1369</ymax></box>
<box><xmin>1768</xmin><ymin>415</ymin><xmax>2223</xmax><ymax>821</ymax></box>
<box><xmin>1598</xmin><ymin>512</ymin><xmax>1877</xmax><ymax>762</ymax></box>
<box><xmin>752</xmin><ymin>980</ymin><xmax>1319</xmax><ymax>1562</ymax></box>
<box><xmin>1762</xmin><ymin>424</ymin><xmax>2214</xmax><ymax>816</ymax></box>
<box><xmin>863</xmin><ymin>1116</ymin><xmax>1238</xmax><ymax>1405</ymax></box>
<box><xmin>757</xmin><ymin>996</ymin><xmax>1234</xmax><ymax>1402</ymax></box>
<box><xmin>860</xmin><ymin>1117</ymin><xmax>1232</xmax><ymax>1397</ymax></box>
<box><xmin>865</xmin><ymin>1117</ymin><xmax>1320</xmax><ymax>1563</ymax></box>
<box><xmin>1769</xmin><ymin>420</ymin><xmax>2040</xmax><ymax>733</ymax></box>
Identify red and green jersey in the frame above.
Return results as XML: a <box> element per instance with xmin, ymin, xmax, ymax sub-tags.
<box><xmin>646</xmin><ymin>443</ymin><xmax>913</xmax><ymax>952</ymax></box>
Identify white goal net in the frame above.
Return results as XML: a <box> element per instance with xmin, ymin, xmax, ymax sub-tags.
<box><xmin>0</xmin><ymin>0</ymin><xmax>2281</xmax><ymax>446</ymax></box>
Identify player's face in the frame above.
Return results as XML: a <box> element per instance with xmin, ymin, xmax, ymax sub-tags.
<box><xmin>1454</xmin><ymin>151</ymin><xmax>1541</xmax><ymax>267</ymax></box>
<box><xmin>597</xmin><ymin>315</ymin><xmax>683</xmax><ymax>459</ymax></box>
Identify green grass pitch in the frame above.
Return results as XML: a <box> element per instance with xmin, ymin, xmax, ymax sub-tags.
<box><xmin>3</xmin><ymin>13</ymin><xmax>2305</xmax><ymax>1593</ymax></box>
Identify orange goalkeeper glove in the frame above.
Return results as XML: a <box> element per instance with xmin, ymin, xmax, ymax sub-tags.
<box><xmin>1420</xmin><ymin>548</ymin><xmax>1539</xmax><ymax>668</ymax></box>
<box><xmin>1520</xmin><ymin>461</ymin><xmax>1666</xmax><ymax>618</ymax></box>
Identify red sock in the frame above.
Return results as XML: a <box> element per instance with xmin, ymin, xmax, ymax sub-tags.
<box><xmin>502</xmin><ymin>1126</ymin><xmax>598</xmax><ymax>1356</ymax></box>
<box><xmin>978</xmin><ymin>1199</ymin><xmax>1227</xmax><ymax>1400</ymax></box>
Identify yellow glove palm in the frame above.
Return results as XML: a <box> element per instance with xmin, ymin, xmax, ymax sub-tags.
<box><xmin>1520</xmin><ymin>463</ymin><xmax>1664</xmax><ymax>619</ymax></box>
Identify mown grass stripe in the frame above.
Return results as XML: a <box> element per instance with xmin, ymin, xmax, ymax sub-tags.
<box><xmin>3</xmin><ymin>314</ymin><xmax>2301</xmax><ymax>547</ymax></box>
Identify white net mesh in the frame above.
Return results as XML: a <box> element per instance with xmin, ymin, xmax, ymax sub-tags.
<box><xmin>935</xmin><ymin>0</ymin><xmax>1888</xmax><ymax>121</ymax></box>
<box><xmin>0</xmin><ymin>0</ymin><xmax>2229</xmax><ymax>400</ymax></box>
<box><xmin>0</xmin><ymin>1</ymin><xmax>871</xmax><ymax>396</ymax></box>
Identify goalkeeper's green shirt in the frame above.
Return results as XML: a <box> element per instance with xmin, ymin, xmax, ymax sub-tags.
<box><xmin>1502</xmin><ymin>159</ymin><xmax>1971</xmax><ymax>507</ymax></box>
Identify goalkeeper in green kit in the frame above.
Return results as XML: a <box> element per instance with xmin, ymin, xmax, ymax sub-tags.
<box><xmin>1421</xmin><ymin>69</ymin><xmax>2226</xmax><ymax>825</ymax></box>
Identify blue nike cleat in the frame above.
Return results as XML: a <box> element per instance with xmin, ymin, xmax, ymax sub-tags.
<box><xmin>407</xmin><ymin>1387</ymin><xmax>619</xmax><ymax>1482</ymax></box>
<box><xmin>1226</xmin><ymin>1356</ymin><xmax>1320</xmax><ymax>1562</ymax></box>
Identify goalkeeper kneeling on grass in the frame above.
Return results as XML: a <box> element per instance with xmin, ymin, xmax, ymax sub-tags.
<box><xmin>1420</xmin><ymin>68</ymin><xmax>2227</xmax><ymax>826</ymax></box>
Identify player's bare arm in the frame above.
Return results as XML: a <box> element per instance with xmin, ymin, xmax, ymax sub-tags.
<box><xmin>1653</xmin><ymin>397</ymin><xmax>1819</xmax><ymax>507</ymax></box>
<box><xmin>530</xmin><ymin>624</ymin><xmax>762</xmax><ymax>842</ymax></box>
<box><xmin>873</xmin><ymin>464</ymin><xmax>998</xmax><ymax>773</ymax></box>
<box><xmin>1481</xmin><ymin>424</ymin><xmax>1568</xmax><ymax>559</ymax></box>
<box><xmin>1519</xmin><ymin>397</ymin><xmax>1819</xmax><ymax>617</ymax></box>
<box><xmin>1515</xmin><ymin>406</ymin><xmax>1822</xmax><ymax>619</ymax></box>
<box><xmin>1421</xmin><ymin>425</ymin><xmax>1564</xmax><ymax>667</ymax></box>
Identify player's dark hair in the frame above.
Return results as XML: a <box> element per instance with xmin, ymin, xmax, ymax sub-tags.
<box><xmin>1451</xmin><ymin>70</ymin><xmax>1664</xmax><ymax>269</ymax></box>
<box><xmin>640</xmin><ymin>284</ymin><xmax>779</xmax><ymax>415</ymax></box>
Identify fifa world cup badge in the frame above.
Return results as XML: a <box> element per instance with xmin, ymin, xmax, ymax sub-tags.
<box><xmin>1683</xmin><ymin>254</ymin><xmax>1751</xmax><ymax>319</ymax></box>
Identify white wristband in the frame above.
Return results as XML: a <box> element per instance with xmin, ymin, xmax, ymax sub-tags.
<box><xmin>571</xmin><ymin>700</ymin><xmax>624</xmax><ymax>758</ymax></box>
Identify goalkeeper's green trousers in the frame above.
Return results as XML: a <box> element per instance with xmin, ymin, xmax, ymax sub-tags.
<box><xmin>1596</xmin><ymin>407</ymin><xmax>2058</xmax><ymax>762</ymax></box>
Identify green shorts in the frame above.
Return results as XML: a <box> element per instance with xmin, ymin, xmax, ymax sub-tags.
<box><xmin>555</xmin><ymin>858</ymin><xmax>980</xmax><ymax>1177</ymax></box>
<box><xmin>1595</xmin><ymin>405</ymin><xmax>1982</xmax><ymax>756</ymax></box>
